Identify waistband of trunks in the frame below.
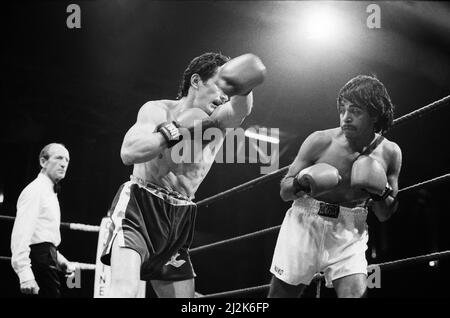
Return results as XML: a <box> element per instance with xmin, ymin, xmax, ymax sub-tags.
<box><xmin>130</xmin><ymin>175</ymin><xmax>194</xmax><ymax>204</ymax></box>
<box><xmin>293</xmin><ymin>195</ymin><xmax>367</xmax><ymax>219</ymax></box>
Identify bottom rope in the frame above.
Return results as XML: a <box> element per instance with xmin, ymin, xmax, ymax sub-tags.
<box><xmin>200</xmin><ymin>250</ymin><xmax>450</xmax><ymax>298</ymax></box>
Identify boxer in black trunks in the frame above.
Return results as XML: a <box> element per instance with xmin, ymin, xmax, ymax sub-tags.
<box><xmin>101</xmin><ymin>52</ymin><xmax>266</xmax><ymax>297</ymax></box>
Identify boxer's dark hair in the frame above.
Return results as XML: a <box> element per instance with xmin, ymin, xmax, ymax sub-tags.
<box><xmin>177</xmin><ymin>52</ymin><xmax>230</xmax><ymax>99</ymax></box>
<box><xmin>337</xmin><ymin>75</ymin><xmax>395</xmax><ymax>133</ymax></box>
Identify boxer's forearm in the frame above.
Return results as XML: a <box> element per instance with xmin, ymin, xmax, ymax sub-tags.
<box><xmin>121</xmin><ymin>131</ymin><xmax>167</xmax><ymax>165</ymax></box>
<box><xmin>371</xmin><ymin>196</ymin><xmax>398</xmax><ymax>222</ymax></box>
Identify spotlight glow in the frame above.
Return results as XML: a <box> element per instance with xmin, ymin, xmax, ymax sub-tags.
<box><xmin>305</xmin><ymin>10</ymin><xmax>336</xmax><ymax>39</ymax></box>
<box><xmin>298</xmin><ymin>4</ymin><xmax>348</xmax><ymax>44</ymax></box>
<box><xmin>245</xmin><ymin>130</ymin><xmax>280</xmax><ymax>144</ymax></box>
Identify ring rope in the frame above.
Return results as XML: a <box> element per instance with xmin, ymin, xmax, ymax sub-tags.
<box><xmin>0</xmin><ymin>215</ymin><xmax>16</xmax><ymax>222</ymax></box>
<box><xmin>367</xmin><ymin>250</ymin><xmax>450</xmax><ymax>271</ymax></box>
<box><xmin>201</xmin><ymin>284</ymin><xmax>270</xmax><ymax>298</ymax></box>
<box><xmin>389</xmin><ymin>95</ymin><xmax>450</xmax><ymax>129</ymax></box>
<box><xmin>0</xmin><ymin>215</ymin><xmax>100</xmax><ymax>233</ymax></box>
<box><xmin>200</xmin><ymin>250</ymin><xmax>450</xmax><ymax>298</ymax></box>
<box><xmin>196</xmin><ymin>167</ymin><xmax>289</xmax><ymax>207</ymax></box>
<box><xmin>202</xmin><ymin>273</ymin><xmax>324</xmax><ymax>298</ymax></box>
<box><xmin>64</xmin><ymin>223</ymin><xmax>100</xmax><ymax>233</ymax></box>
<box><xmin>190</xmin><ymin>173</ymin><xmax>450</xmax><ymax>254</ymax></box>
<box><xmin>189</xmin><ymin>225</ymin><xmax>281</xmax><ymax>255</ymax></box>
<box><xmin>397</xmin><ymin>173</ymin><xmax>450</xmax><ymax>193</ymax></box>
<box><xmin>195</xmin><ymin>95</ymin><xmax>450</xmax><ymax>208</ymax></box>
<box><xmin>0</xmin><ymin>256</ymin><xmax>96</xmax><ymax>270</ymax></box>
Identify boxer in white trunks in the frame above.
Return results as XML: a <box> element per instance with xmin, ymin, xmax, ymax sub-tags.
<box><xmin>269</xmin><ymin>75</ymin><xmax>402</xmax><ymax>298</ymax></box>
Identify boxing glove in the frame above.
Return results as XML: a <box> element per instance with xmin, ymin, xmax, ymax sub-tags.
<box><xmin>351</xmin><ymin>155</ymin><xmax>392</xmax><ymax>200</ymax></box>
<box><xmin>294</xmin><ymin>163</ymin><xmax>341</xmax><ymax>197</ymax></box>
<box><xmin>216</xmin><ymin>53</ymin><xmax>266</xmax><ymax>96</ymax></box>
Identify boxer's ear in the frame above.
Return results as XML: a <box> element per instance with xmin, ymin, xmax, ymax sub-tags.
<box><xmin>190</xmin><ymin>74</ymin><xmax>201</xmax><ymax>89</ymax></box>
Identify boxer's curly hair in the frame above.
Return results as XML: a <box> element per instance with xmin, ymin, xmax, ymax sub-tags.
<box><xmin>177</xmin><ymin>52</ymin><xmax>230</xmax><ymax>99</ymax></box>
<box><xmin>337</xmin><ymin>75</ymin><xmax>395</xmax><ymax>133</ymax></box>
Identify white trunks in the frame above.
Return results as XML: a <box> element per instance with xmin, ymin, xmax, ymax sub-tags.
<box><xmin>270</xmin><ymin>196</ymin><xmax>368</xmax><ymax>288</ymax></box>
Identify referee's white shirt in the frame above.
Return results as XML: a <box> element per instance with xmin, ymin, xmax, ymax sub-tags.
<box><xmin>11</xmin><ymin>173</ymin><xmax>61</xmax><ymax>283</ymax></box>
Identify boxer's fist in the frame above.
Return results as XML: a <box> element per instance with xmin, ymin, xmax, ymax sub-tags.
<box><xmin>216</xmin><ymin>53</ymin><xmax>266</xmax><ymax>96</ymax></box>
<box><xmin>296</xmin><ymin>163</ymin><xmax>341</xmax><ymax>197</ymax></box>
<box><xmin>20</xmin><ymin>279</ymin><xmax>40</xmax><ymax>295</ymax></box>
<box><xmin>351</xmin><ymin>155</ymin><xmax>387</xmax><ymax>196</ymax></box>
<box><xmin>61</xmin><ymin>260</ymin><xmax>76</xmax><ymax>275</ymax></box>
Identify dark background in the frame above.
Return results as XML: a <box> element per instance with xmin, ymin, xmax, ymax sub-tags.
<box><xmin>0</xmin><ymin>1</ymin><xmax>449</xmax><ymax>298</ymax></box>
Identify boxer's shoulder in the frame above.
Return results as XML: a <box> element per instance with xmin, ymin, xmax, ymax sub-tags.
<box><xmin>306</xmin><ymin>128</ymin><xmax>335</xmax><ymax>147</ymax></box>
<box><xmin>376</xmin><ymin>136</ymin><xmax>401</xmax><ymax>158</ymax></box>
<box><xmin>140</xmin><ymin>99</ymin><xmax>173</xmax><ymax>112</ymax></box>
<box><xmin>136</xmin><ymin>100</ymin><xmax>172</xmax><ymax>121</ymax></box>
<box><xmin>381</xmin><ymin>138</ymin><xmax>402</xmax><ymax>167</ymax></box>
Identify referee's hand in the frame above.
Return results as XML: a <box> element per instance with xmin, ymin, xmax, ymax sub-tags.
<box><xmin>20</xmin><ymin>279</ymin><xmax>40</xmax><ymax>295</ymax></box>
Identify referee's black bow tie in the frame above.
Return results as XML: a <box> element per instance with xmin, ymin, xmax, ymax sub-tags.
<box><xmin>54</xmin><ymin>183</ymin><xmax>61</xmax><ymax>194</ymax></box>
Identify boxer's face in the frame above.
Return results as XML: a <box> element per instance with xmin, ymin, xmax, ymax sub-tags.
<box><xmin>192</xmin><ymin>70</ymin><xmax>228</xmax><ymax>115</ymax></box>
<box><xmin>339</xmin><ymin>99</ymin><xmax>376</xmax><ymax>138</ymax></box>
<box><xmin>41</xmin><ymin>145</ymin><xmax>70</xmax><ymax>184</ymax></box>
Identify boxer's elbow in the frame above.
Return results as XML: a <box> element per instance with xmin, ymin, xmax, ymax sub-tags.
<box><xmin>243</xmin><ymin>93</ymin><xmax>253</xmax><ymax>116</ymax></box>
<box><xmin>375</xmin><ymin>213</ymin><xmax>390</xmax><ymax>223</ymax></box>
<box><xmin>120</xmin><ymin>149</ymin><xmax>133</xmax><ymax>166</ymax></box>
<box><xmin>120</xmin><ymin>144</ymin><xmax>135</xmax><ymax>166</ymax></box>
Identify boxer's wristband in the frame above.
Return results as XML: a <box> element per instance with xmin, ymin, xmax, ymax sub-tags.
<box><xmin>369</xmin><ymin>185</ymin><xmax>393</xmax><ymax>202</ymax></box>
<box><xmin>157</xmin><ymin>121</ymin><xmax>182</xmax><ymax>148</ymax></box>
